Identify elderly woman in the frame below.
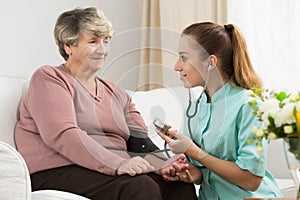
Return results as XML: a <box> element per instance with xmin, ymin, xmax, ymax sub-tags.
<box><xmin>14</xmin><ymin>7</ymin><xmax>197</xmax><ymax>200</ymax></box>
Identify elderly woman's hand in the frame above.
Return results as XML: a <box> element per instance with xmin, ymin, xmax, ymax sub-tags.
<box><xmin>160</xmin><ymin>153</ymin><xmax>188</xmax><ymax>177</ymax></box>
<box><xmin>117</xmin><ymin>156</ymin><xmax>154</xmax><ymax>176</ymax></box>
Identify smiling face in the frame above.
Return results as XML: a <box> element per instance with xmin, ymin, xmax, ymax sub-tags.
<box><xmin>174</xmin><ymin>35</ymin><xmax>210</xmax><ymax>88</ymax></box>
<box><xmin>65</xmin><ymin>30</ymin><xmax>109</xmax><ymax>73</ymax></box>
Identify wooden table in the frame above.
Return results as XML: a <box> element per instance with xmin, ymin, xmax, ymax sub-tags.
<box><xmin>244</xmin><ymin>198</ymin><xmax>295</xmax><ymax>200</ymax></box>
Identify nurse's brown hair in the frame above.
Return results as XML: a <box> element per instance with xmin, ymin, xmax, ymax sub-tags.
<box><xmin>182</xmin><ymin>22</ymin><xmax>262</xmax><ymax>90</ymax></box>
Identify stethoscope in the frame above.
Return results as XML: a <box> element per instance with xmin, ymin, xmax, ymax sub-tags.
<box><xmin>186</xmin><ymin>89</ymin><xmax>203</xmax><ymax>140</ymax></box>
<box><xmin>186</xmin><ymin>66</ymin><xmax>211</xmax><ymax>140</ymax></box>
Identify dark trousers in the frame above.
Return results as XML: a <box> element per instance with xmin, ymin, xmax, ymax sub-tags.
<box><xmin>31</xmin><ymin>165</ymin><xmax>197</xmax><ymax>200</ymax></box>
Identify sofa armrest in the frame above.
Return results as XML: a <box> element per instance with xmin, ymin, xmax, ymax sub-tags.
<box><xmin>0</xmin><ymin>141</ymin><xmax>31</xmax><ymax>200</ymax></box>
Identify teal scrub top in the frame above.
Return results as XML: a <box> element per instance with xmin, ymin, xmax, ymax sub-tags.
<box><xmin>184</xmin><ymin>83</ymin><xmax>282</xmax><ymax>200</ymax></box>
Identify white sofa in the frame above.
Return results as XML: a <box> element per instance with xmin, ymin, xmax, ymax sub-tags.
<box><xmin>0</xmin><ymin>76</ymin><xmax>89</xmax><ymax>200</ymax></box>
<box><xmin>0</xmin><ymin>75</ymin><xmax>297</xmax><ymax>199</ymax></box>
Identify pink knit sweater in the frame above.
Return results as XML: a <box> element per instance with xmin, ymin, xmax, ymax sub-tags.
<box><xmin>14</xmin><ymin>65</ymin><xmax>147</xmax><ymax>175</ymax></box>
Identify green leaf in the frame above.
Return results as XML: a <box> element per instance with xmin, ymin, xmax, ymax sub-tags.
<box><xmin>276</xmin><ymin>92</ymin><xmax>288</xmax><ymax>101</ymax></box>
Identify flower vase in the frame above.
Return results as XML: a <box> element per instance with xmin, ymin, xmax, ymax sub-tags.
<box><xmin>283</xmin><ymin>137</ymin><xmax>300</xmax><ymax>200</ymax></box>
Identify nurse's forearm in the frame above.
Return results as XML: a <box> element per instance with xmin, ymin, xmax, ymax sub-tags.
<box><xmin>186</xmin><ymin>145</ymin><xmax>262</xmax><ymax>191</ymax></box>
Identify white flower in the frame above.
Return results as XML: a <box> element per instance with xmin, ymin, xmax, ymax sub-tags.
<box><xmin>259</xmin><ymin>99</ymin><xmax>280</xmax><ymax>127</ymax></box>
<box><xmin>259</xmin><ymin>98</ymin><xmax>279</xmax><ymax>113</ymax></box>
<box><xmin>289</xmin><ymin>93</ymin><xmax>299</xmax><ymax>102</ymax></box>
<box><xmin>282</xmin><ymin>98</ymin><xmax>291</xmax><ymax>105</ymax></box>
<box><xmin>257</xmin><ymin>129</ymin><xmax>264</xmax><ymax>137</ymax></box>
<box><xmin>274</xmin><ymin>103</ymin><xmax>295</xmax><ymax>127</ymax></box>
<box><xmin>261</xmin><ymin>112</ymin><xmax>270</xmax><ymax>127</ymax></box>
<box><xmin>251</xmin><ymin>126</ymin><xmax>265</xmax><ymax>137</ymax></box>
<box><xmin>259</xmin><ymin>99</ymin><xmax>280</xmax><ymax>126</ymax></box>
<box><xmin>269</xmin><ymin>132</ymin><xmax>277</xmax><ymax>140</ymax></box>
<box><xmin>284</xmin><ymin>125</ymin><xmax>293</xmax><ymax>134</ymax></box>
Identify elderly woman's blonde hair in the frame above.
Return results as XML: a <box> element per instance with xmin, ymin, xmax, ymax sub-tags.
<box><xmin>54</xmin><ymin>7</ymin><xmax>114</xmax><ymax>60</ymax></box>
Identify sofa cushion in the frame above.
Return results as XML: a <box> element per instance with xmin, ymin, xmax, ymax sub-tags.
<box><xmin>127</xmin><ymin>86</ymin><xmax>189</xmax><ymax>148</ymax></box>
<box><xmin>0</xmin><ymin>76</ymin><xmax>28</xmax><ymax>148</ymax></box>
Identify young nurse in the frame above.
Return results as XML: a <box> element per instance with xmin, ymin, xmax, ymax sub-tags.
<box><xmin>157</xmin><ymin>22</ymin><xmax>282</xmax><ymax>199</ymax></box>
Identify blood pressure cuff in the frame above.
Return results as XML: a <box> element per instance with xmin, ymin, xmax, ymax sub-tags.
<box><xmin>126</xmin><ymin>129</ymin><xmax>159</xmax><ymax>157</ymax></box>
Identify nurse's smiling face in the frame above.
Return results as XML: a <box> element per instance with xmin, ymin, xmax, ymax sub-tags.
<box><xmin>173</xmin><ymin>35</ymin><xmax>210</xmax><ymax>88</ymax></box>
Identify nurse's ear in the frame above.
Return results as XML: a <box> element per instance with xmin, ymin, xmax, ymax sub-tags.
<box><xmin>208</xmin><ymin>55</ymin><xmax>217</xmax><ymax>70</ymax></box>
<box><xmin>209</xmin><ymin>55</ymin><xmax>217</xmax><ymax>66</ymax></box>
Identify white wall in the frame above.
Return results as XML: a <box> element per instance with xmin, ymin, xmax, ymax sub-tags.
<box><xmin>227</xmin><ymin>0</ymin><xmax>300</xmax><ymax>92</ymax></box>
<box><xmin>0</xmin><ymin>0</ymin><xmax>143</xmax><ymax>89</ymax></box>
<box><xmin>2</xmin><ymin>1</ymin><xmax>300</xmax><ymax>91</ymax></box>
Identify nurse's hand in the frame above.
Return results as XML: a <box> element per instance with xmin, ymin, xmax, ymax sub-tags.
<box><xmin>156</xmin><ymin>129</ymin><xmax>208</xmax><ymax>159</ymax></box>
<box><xmin>156</xmin><ymin>129</ymin><xmax>192</xmax><ymax>154</ymax></box>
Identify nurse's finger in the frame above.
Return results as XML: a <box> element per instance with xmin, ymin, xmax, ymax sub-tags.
<box><xmin>156</xmin><ymin>129</ymin><xmax>173</xmax><ymax>143</ymax></box>
<box><xmin>167</xmin><ymin>129</ymin><xmax>178</xmax><ymax>138</ymax></box>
